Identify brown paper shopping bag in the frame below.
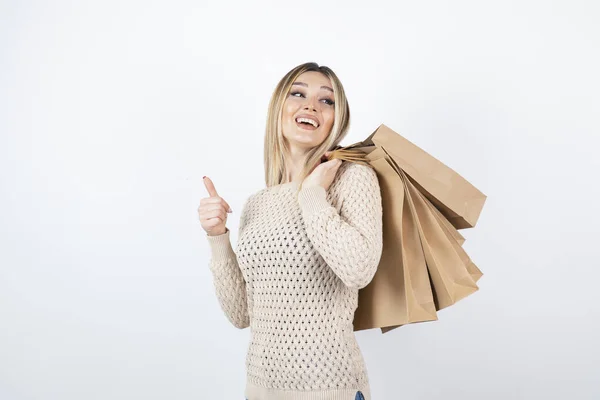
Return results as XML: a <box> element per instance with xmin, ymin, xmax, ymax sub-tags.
<box><xmin>353</xmin><ymin>147</ymin><xmax>438</xmax><ymax>333</ymax></box>
<box><xmin>398</xmin><ymin>158</ymin><xmax>479</xmax><ymax>310</ymax></box>
<box><xmin>328</xmin><ymin>124</ymin><xmax>486</xmax><ymax>333</ymax></box>
<box><xmin>345</xmin><ymin>124</ymin><xmax>487</xmax><ymax>229</ymax></box>
<box><xmin>414</xmin><ymin>186</ymin><xmax>484</xmax><ymax>284</ymax></box>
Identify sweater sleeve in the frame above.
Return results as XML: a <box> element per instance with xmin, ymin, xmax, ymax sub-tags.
<box><xmin>205</xmin><ymin>196</ymin><xmax>252</xmax><ymax>329</ymax></box>
<box><xmin>297</xmin><ymin>162</ymin><xmax>384</xmax><ymax>289</ymax></box>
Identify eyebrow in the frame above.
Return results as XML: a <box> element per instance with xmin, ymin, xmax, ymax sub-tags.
<box><xmin>292</xmin><ymin>81</ymin><xmax>334</xmax><ymax>93</ymax></box>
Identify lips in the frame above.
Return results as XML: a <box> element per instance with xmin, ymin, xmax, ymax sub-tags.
<box><xmin>295</xmin><ymin>119</ymin><xmax>317</xmax><ymax>131</ymax></box>
<box><xmin>295</xmin><ymin>114</ymin><xmax>320</xmax><ymax>128</ymax></box>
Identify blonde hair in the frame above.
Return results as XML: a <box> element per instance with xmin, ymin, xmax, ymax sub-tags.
<box><xmin>263</xmin><ymin>62</ymin><xmax>351</xmax><ymax>195</ymax></box>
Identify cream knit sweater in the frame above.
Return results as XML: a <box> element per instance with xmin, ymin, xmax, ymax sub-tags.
<box><xmin>206</xmin><ymin>161</ymin><xmax>383</xmax><ymax>400</ymax></box>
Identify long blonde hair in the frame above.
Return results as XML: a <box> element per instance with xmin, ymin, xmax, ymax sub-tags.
<box><xmin>263</xmin><ymin>62</ymin><xmax>351</xmax><ymax>194</ymax></box>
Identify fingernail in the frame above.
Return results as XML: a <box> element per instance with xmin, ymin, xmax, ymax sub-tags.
<box><xmin>202</xmin><ymin>176</ymin><xmax>206</xmax><ymax>179</ymax></box>
<box><xmin>228</xmin><ymin>208</ymin><xmax>233</xmax><ymax>213</ymax></box>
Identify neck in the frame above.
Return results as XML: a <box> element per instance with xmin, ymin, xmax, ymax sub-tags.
<box><xmin>284</xmin><ymin>145</ymin><xmax>307</xmax><ymax>183</ymax></box>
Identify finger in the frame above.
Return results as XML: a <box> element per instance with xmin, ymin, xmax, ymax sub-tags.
<box><xmin>325</xmin><ymin>158</ymin><xmax>342</xmax><ymax>168</ymax></box>
<box><xmin>201</xmin><ymin>209</ymin><xmax>227</xmax><ymax>223</ymax></box>
<box><xmin>207</xmin><ymin>211</ymin><xmax>227</xmax><ymax>223</ymax></box>
<box><xmin>203</xmin><ymin>176</ymin><xmax>219</xmax><ymax>197</ymax></box>
<box><xmin>310</xmin><ymin>160</ymin><xmax>322</xmax><ymax>174</ymax></box>
<box><xmin>199</xmin><ymin>203</ymin><xmax>231</xmax><ymax>217</ymax></box>
<box><xmin>203</xmin><ymin>216</ymin><xmax>225</xmax><ymax>227</ymax></box>
<box><xmin>201</xmin><ymin>198</ymin><xmax>233</xmax><ymax>213</ymax></box>
<box><xmin>222</xmin><ymin>199</ymin><xmax>232</xmax><ymax>213</ymax></box>
<box><xmin>202</xmin><ymin>178</ymin><xmax>232</xmax><ymax>212</ymax></box>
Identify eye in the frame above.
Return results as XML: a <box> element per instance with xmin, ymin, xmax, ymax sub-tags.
<box><xmin>289</xmin><ymin>91</ymin><xmax>334</xmax><ymax>106</ymax></box>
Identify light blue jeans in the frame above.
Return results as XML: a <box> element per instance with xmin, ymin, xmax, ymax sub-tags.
<box><xmin>245</xmin><ymin>390</ymin><xmax>365</xmax><ymax>400</ymax></box>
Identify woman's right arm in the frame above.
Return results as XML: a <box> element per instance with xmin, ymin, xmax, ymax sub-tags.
<box><xmin>206</xmin><ymin>226</ymin><xmax>250</xmax><ymax>329</ymax></box>
<box><xmin>200</xmin><ymin>177</ymin><xmax>251</xmax><ymax>329</ymax></box>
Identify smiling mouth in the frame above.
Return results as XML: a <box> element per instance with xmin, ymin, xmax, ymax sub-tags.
<box><xmin>295</xmin><ymin>117</ymin><xmax>319</xmax><ymax>130</ymax></box>
<box><xmin>296</xmin><ymin>121</ymin><xmax>318</xmax><ymax>131</ymax></box>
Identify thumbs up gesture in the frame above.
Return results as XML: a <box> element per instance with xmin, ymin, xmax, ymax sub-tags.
<box><xmin>199</xmin><ymin>176</ymin><xmax>233</xmax><ymax>236</ymax></box>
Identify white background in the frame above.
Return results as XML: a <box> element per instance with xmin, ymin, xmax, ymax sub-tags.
<box><xmin>1</xmin><ymin>1</ymin><xmax>598</xmax><ymax>399</ymax></box>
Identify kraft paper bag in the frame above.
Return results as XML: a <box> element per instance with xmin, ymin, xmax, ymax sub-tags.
<box><xmin>344</xmin><ymin>124</ymin><xmax>487</xmax><ymax>229</ymax></box>
<box><xmin>382</xmin><ymin>147</ymin><xmax>481</xmax><ymax>310</ymax></box>
<box><xmin>415</xmin><ymin>187</ymin><xmax>483</xmax><ymax>284</ymax></box>
<box><xmin>327</xmin><ymin>124</ymin><xmax>486</xmax><ymax>333</ymax></box>
<box><xmin>353</xmin><ymin>147</ymin><xmax>438</xmax><ymax>333</ymax></box>
<box><xmin>401</xmin><ymin>162</ymin><xmax>479</xmax><ymax>309</ymax></box>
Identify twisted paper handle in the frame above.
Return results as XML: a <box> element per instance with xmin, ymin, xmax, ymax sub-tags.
<box><xmin>326</xmin><ymin>145</ymin><xmax>371</xmax><ymax>167</ymax></box>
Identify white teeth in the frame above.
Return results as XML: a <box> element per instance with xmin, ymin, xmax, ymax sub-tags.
<box><xmin>296</xmin><ymin>117</ymin><xmax>319</xmax><ymax>127</ymax></box>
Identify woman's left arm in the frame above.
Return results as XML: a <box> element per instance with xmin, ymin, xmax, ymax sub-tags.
<box><xmin>297</xmin><ymin>163</ymin><xmax>384</xmax><ymax>289</ymax></box>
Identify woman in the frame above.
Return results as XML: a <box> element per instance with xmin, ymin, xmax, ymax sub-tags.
<box><xmin>198</xmin><ymin>62</ymin><xmax>383</xmax><ymax>400</ymax></box>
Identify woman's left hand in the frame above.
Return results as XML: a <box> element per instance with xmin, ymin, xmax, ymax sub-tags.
<box><xmin>302</xmin><ymin>151</ymin><xmax>344</xmax><ymax>191</ymax></box>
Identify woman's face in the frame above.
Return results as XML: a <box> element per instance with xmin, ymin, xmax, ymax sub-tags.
<box><xmin>281</xmin><ymin>71</ymin><xmax>335</xmax><ymax>152</ymax></box>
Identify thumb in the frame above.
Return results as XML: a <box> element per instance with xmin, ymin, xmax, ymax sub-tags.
<box><xmin>328</xmin><ymin>158</ymin><xmax>343</xmax><ymax>167</ymax></box>
<box><xmin>203</xmin><ymin>176</ymin><xmax>219</xmax><ymax>197</ymax></box>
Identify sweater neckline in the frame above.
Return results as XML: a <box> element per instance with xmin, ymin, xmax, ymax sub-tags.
<box><xmin>267</xmin><ymin>180</ymin><xmax>301</xmax><ymax>191</ymax></box>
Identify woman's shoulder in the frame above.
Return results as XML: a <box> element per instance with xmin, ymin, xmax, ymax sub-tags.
<box><xmin>330</xmin><ymin>161</ymin><xmax>380</xmax><ymax>199</ymax></box>
<box><xmin>335</xmin><ymin>161</ymin><xmax>378</xmax><ymax>186</ymax></box>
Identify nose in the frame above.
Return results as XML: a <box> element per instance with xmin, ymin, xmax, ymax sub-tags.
<box><xmin>303</xmin><ymin>97</ymin><xmax>318</xmax><ymax>112</ymax></box>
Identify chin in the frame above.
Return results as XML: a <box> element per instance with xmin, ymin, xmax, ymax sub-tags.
<box><xmin>284</xmin><ymin>128</ymin><xmax>319</xmax><ymax>142</ymax></box>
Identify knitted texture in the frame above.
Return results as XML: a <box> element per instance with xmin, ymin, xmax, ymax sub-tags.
<box><xmin>206</xmin><ymin>161</ymin><xmax>383</xmax><ymax>400</ymax></box>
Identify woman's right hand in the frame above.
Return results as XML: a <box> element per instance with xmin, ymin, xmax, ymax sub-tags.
<box><xmin>199</xmin><ymin>176</ymin><xmax>233</xmax><ymax>236</ymax></box>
